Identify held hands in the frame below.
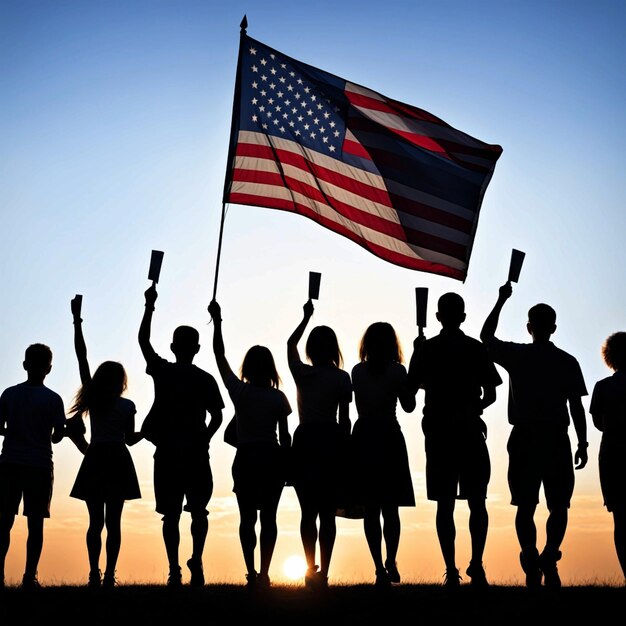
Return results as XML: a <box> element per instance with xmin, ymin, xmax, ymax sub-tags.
<box><xmin>575</xmin><ymin>442</ymin><xmax>588</xmax><ymax>470</ymax></box>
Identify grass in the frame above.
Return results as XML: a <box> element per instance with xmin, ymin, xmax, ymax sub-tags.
<box><xmin>1</xmin><ymin>581</ymin><xmax>624</xmax><ymax>625</ymax></box>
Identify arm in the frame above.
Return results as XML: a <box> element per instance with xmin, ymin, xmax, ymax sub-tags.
<box><xmin>406</xmin><ymin>334</ymin><xmax>426</xmax><ymax>396</ymax></box>
<box><xmin>124</xmin><ymin>407</ymin><xmax>143</xmax><ymax>446</ymax></box>
<box><xmin>139</xmin><ymin>285</ymin><xmax>158</xmax><ymax>362</ymax></box>
<box><xmin>207</xmin><ymin>300</ymin><xmax>235</xmax><ymax>383</ymax></box>
<box><xmin>481</xmin><ymin>385</ymin><xmax>497</xmax><ymax>410</ymax></box>
<box><xmin>569</xmin><ymin>395</ymin><xmax>588</xmax><ymax>470</ymax></box>
<box><xmin>480</xmin><ymin>282</ymin><xmax>513</xmax><ymax>343</ymax></box>
<box><xmin>65</xmin><ymin>417</ymin><xmax>89</xmax><ymax>452</ymax></box>
<box><xmin>338</xmin><ymin>399</ymin><xmax>351</xmax><ymax>438</ymax></box>
<box><xmin>206</xmin><ymin>408</ymin><xmax>224</xmax><ymax>443</ymax></box>
<box><xmin>287</xmin><ymin>300</ymin><xmax>314</xmax><ymax>363</ymax></box>
<box><xmin>71</xmin><ymin>296</ymin><xmax>91</xmax><ymax>383</ymax></box>
<box><xmin>277</xmin><ymin>413</ymin><xmax>292</xmax><ymax>449</ymax></box>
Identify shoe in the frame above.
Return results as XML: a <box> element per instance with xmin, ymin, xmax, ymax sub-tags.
<box><xmin>167</xmin><ymin>566</ymin><xmax>182</xmax><ymax>588</ymax></box>
<box><xmin>257</xmin><ymin>573</ymin><xmax>271</xmax><ymax>589</ymax></box>
<box><xmin>187</xmin><ymin>557</ymin><xmax>205</xmax><ymax>587</ymax></box>
<box><xmin>21</xmin><ymin>574</ymin><xmax>42</xmax><ymax>590</ymax></box>
<box><xmin>304</xmin><ymin>565</ymin><xmax>320</xmax><ymax>590</ymax></box>
<box><xmin>245</xmin><ymin>571</ymin><xmax>258</xmax><ymax>588</ymax></box>
<box><xmin>385</xmin><ymin>559</ymin><xmax>401</xmax><ymax>584</ymax></box>
<box><xmin>88</xmin><ymin>569</ymin><xmax>102</xmax><ymax>589</ymax></box>
<box><xmin>375</xmin><ymin>568</ymin><xmax>391</xmax><ymax>588</ymax></box>
<box><xmin>102</xmin><ymin>571</ymin><xmax>117</xmax><ymax>589</ymax></box>
<box><xmin>443</xmin><ymin>568</ymin><xmax>461</xmax><ymax>588</ymax></box>
<box><xmin>539</xmin><ymin>549</ymin><xmax>562</xmax><ymax>589</ymax></box>
<box><xmin>520</xmin><ymin>547</ymin><xmax>542</xmax><ymax>588</ymax></box>
<box><xmin>466</xmin><ymin>561</ymin><xmax>489</xmax><ymax>588</ymax></box>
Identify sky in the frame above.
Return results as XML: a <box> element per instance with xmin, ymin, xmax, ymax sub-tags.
<box><xmin>1</xmin><ymin>0</ymin><xmax>625</xmax><ymax>587</ymax></box>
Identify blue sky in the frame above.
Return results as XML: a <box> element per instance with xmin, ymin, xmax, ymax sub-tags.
<box><xmin>1</xmin><ymin>0</ymin><xmax>625</xmax><ymax>585</ymax></box>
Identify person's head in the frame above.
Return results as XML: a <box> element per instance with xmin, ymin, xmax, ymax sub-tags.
<box><xmin>23</xmin><ymin>343</ymin><xmax>53</xmax><ymax>381</ymax></box>
<box><xmin>436</xmin><ymin>292</ymin><xmax>466</xmax><ymax>329</ymax></box>
<box><xmin>240</xmin><ymin>345</ymin><xmax>281</xmax><ymax>388</ymax></box>
<box><xmin>171</xmin><ymin>325</ymin><xmax>200</xmax><ymax>362</ymax></box>
<box><xmin>527</xmin><ymin>303</ymin><xmax>556</xmax><ymax>341</ymax></box>
<box><xmin>601</xmin><ymin>331</ymin><xmax>626</xmax><ymax>372</ymax></box>
<box><xmin>306</xmin><ymin>325</ymin><xmax>343</xmax><ymax>368</ymax></box>
<box><xmin>359</xmin><ymin>322</ymin><xmax>403</xmax><ymax>364</ymax></box>
<box><xmin>70</xmin><ymin>360</ymin><xmax>127</xmax><ymax>416</ymax></box>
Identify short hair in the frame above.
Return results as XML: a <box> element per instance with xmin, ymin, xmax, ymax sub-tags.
<box><xmin>172</xmin><ymin>325</ymin><xmax>199</xmax><ymax>349</ymax></box>
<box><xmin>601</xmin><ymin>331</ymin><xmax>626</xmax><ymax>372</ymax></box>
<box><xmin>24</xmin><ymin>343</ymin><xmax>52</xmax><ymax>370</ymax></box>
<box><xmin>240</xmin><ymin>345</ymin><xmax>280</xmax><ymax>388</ymax></box>
<box><xmin>306</xmin><ymin>325</ymin><xmax>343</xmax><ymax>368</ymax></box>
<box><xmin>437</xmin><ymin>292</ymin><xmax>465</xmax><ymax>325</ymax></box>
<box><xmin>528</xmin><ymin>303</ymin><xmax>556</xmax><ymax>330</ymax></box>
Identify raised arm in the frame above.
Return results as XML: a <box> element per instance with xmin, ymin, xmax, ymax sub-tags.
<box><xmin>481</xmin><ymin>384</ymin><xmax>497</xmax><ymax>410</ymax></box>
<box><xmin>207</xmin><ymin>300</ymin><xmax>234</xmax><ymax>384</ymax></box>
<box><xmin>71</xmin><ymin>295</ymin><xmax>91</xmax><ymax>383</ymax></box>
<box><xmin>139</xmin><ymin>285</ymin><xmax>158</xmax><ymax>362</ymax></box>
<box><xmin>480</xmin><ymin>282</ymin><xmax>513</xmax><ymax>343</ymax></box>
<box><xmin>287</xmin><ymin>300</ymin><xmax>314</xmax><ymax>363</ymax></box>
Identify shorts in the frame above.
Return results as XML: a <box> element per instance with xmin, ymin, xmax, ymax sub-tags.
<box><xmin>153</xmin><ymin>447</ymin><xmax>213</xmax><ymax>516</ymax></box>
<box><xmin>424</xmin><ymin>428</ymin><xmax>490</xmax><ymax>501</ymax></box>
<box><xmin>507</xmin><ymin>425</ymin><xmax>574</xmax><ymax>510</ymax></box>
<box><xmin>0</xmin><ymin>462</ymin><xmax>54</xmax><ymax>518</ymax></box>
<box><xmin>598</xmin><ymin>439</ymin><xmax>626</xmax><ymax>513</ymax></box>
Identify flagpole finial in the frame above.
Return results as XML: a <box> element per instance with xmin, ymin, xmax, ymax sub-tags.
<box><xmin>240</xmin><ymin>15</ymin><xmax>248</xmax><ymax>33</ymax></box>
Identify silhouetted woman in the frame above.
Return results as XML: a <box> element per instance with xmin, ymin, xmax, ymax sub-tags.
<box><xmin>590</xmin><ymin>331</ymin><xmax>626</xmax><ymax>583</ymax></box>
<box><xmin>287</xmin><ymin>299</ymin><xmax>352</xmax><ymax>590</ymax></box>
<box><xmin>350</xmin><ymin>321</ymin><xmax>416</xmax><ymax>586</ymax></box>
<box><xmin>67</xmin><ymin>296</ymin><xmax>142</xmax><ymax>589</ymax></box>
<box><xmin>208</xmin><ymin>300</ymin><xmax>292</xmax><ymax>588</ymax></box>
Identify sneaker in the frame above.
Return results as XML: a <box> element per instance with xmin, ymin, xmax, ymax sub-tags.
<box><xmin>375</xmin><ymin>568</ymin><xmax>391</xmax><ymax>588</ymax></box>
<box><xmin>245</xmin><ymin>571</ymin><xmax>258</xmax><ymax>589</ymax></box>
<box><xmin>21</xmin><ymin>574</ymin><xmax>42</xmax><ymax>590</ymax></box>
<box><xmin>257</xmin><ymin>573</ymin><xmax>271</xmax><ymax>589</ymax></box>
<box><xmin>466</xmin><ymin>561</ymin><xmax>489</xmax><ymax>588</ymax></box>
<box><xmin>539</xmin><ymin>549</ymin><xmax>562</xmax><ymax>589</ymax></box>
<box><xmin>167</xmin><ymin>566</ymin><xmax>182</xmax><ymax>588</ymax></box>
<box><xmin>187</xmin><ymin>558</ymin><xmax>205</xmax><ymax>587</ymax></box>
<box><xmin>443</xmin><ymin>568</ymin><xmax>461</xmax><ymax>588</ymax></box>
<box><xmin>88</xmin><ymin>569</ymin><xmax>102</xmax><ymax>589</ymax></box>
<box><xmin>385</xmin><ymin>560</ymin><xmax>401</xmax><ymax>584</ymax></box>
<box><xmin>520</xmin><ymin>547</ymin><xmax>542</xmax><ymax>588</ymax></box>
<box><xmin>304</xmin><ymin>565</ymin><xmax>320</xmax><ymax>590</ymax></box>
<box><xmin>102</xmin><ymin>571</ymin><xmax>117</xmax><ymax>589</ymax></box>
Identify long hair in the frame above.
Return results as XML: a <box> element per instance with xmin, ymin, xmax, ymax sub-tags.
<box><xmin>305</xmin><ymin>325</ymin><xmax>343</xmax><ymax>368</ymax></box>
<box><xmin>359</xmin><ymin>322</ymin><xmax>403</xmax><ymax>371</ymax></box>
<box><xmin>70</xmin><ymin>361</ymin><xmax>127</xmax><ymax>416</ymax></box>
<box><xmin>240</xmin><ymin>345</ymin><xmax>281</xmax><ymax>388</ymax></box>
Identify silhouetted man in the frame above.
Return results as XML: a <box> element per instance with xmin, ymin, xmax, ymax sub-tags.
<box><xmin>408</xmin><ymin>292</ymin><xmax>502</xmax><ymax>588</ymax></box>
<box><xmin>139</xmin><ymin>285</ymin><xmax>224</xmax><ymax>587</ymax></box>
<box><xmin>480</xmin><ymin>282</ymin><xmax>588</xmax><ymax>588</ymax></box>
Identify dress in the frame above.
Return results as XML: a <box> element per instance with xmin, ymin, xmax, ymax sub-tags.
<box><xmin>350</xmin><ymin>361</ymin><xmax>415</xmax><ymax>507</ymax></box>
<box><xmin>288</xmin><ymin>358</ymin><xmax>352</xmax><ymax>507</ymax></box>
<box><xmin>225</xmin><ymin>373</ymin><xmax>292</xmax><ymax>508</ymax></box>
<box><xmin>68</xmin><ymin>397</ymin><xmax>141</xmax><ymax>502</ymax></box>
<box><xmin>590</xmin><ymin>370</ymin><xmax>626</xmax><ymax>512</ymax></box>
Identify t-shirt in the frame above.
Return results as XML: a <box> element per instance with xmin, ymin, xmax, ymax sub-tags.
<box><xmin>351</xmin><ymin>360</ymin><xmax>407</xmax><ymax>421</ymax></box>
<box><xmin>141</xmin><ymin>354</ymin><xmax>224</xmax><ymax>448</ymax></box>
<box><xmin>483</xmin><ymin>338</ymin><xmax>587</xmax><ymax>427</ymax></box>
<box><xmin>590</xmin><ymin>370</ymin><xmax>626</xmax><ymax>441</ymax></box>
<box><xmin>0</xmin><ymin>382</ymin><xmax>66</xmax><ymax>469</ymax></box>
<box><xmin>412</xmin><ymin>328</ymin><xmax>502</xmax><ymax>425</ymax></box>
<box><xmin>289</xmin><ymin>358</ymin><xmax>352</xmax><ymax>425</ymax></box>
<box><xmin>225</xmin><ymin>373</ymin><xmax>291</xmax><ymax>445</ymax></box>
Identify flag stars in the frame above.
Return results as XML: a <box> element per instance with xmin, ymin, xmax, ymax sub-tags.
<box><xmin>251</xmin><ymin>81</ymin><xmax>258</xmax><ymax>89</ymax></box>
<box><xmin>271</xmin><ymin>67</ymin><xmax>277</xmax><ymax>75</ymax></box>
<box><xmin>260</xmin><ymin>58</ymin><xmax>267</xmax><ymax>65</ymax></box>
<box><xmin>251</xmin><ymin>65</ymin><xmax>258</xmax><ymax>73</ymax></box>
<box><xmin>249</xmin><ymin>47</ymin><xmax>257</xmax><ymax>55</ymax></box>
<box><xmin>261</xmin><ymin>74</ymin><xmax>268</xmax><ymax>81</ymax></box>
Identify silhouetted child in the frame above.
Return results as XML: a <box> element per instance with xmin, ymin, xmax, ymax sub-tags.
<box><xmin>351</xmin><ymin>322</ymin><xmax>416</xmax><ymax>587</ymax></box>
<box><xmin>208</xmin><ymin>300</ymin><xmax>292</xmax><ymax>588</ymax></box>
<box><xmin>287</xmin><ymin>299</ymin><xmax>352</xmax><ymax>590</ymax></box>
<box><xmin>589</xmin><ymin>331</ymin><xmax>626</xmax><ymax>584</ymax></box>
<box><xmin>66</xmin><ymin>295</ymin><xmax>142</xmax><ymax>589</ymax></box>
<box><xmin>139</xmin><ymin>285</ymin><xmax>224</xmax><ymax>587</ymax></box>
<box><xmin>407</xmin><ymin>292</ymin><xmax>502</xmax><ymax>588</ymax></box>
<box><xmin>481</xmin><ymin>281</ymin><xmax>588</xmax><ymax>588</ymax></box>
<box><xmin>0</xmin><ymin>343</ymin><xmax>66</xmax><ymax>589</ymax></box>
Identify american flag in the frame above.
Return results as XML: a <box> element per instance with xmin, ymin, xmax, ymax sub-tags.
<box><xmin>223</xmin><ymin>34</ymin><xmax>502</xmax><ymax>281</ymax></box>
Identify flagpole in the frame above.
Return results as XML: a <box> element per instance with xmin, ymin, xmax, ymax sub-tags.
<box><xmin>212</xmin><ymin>15</ymin><xmax>248</xmax><ymax>302</ymax></box>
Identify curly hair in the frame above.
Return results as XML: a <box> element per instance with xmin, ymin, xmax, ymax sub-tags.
<box><xmin>601</xmin><ymin>331</ymin><xmax>626</xmax><ymax>372</ymax></box>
